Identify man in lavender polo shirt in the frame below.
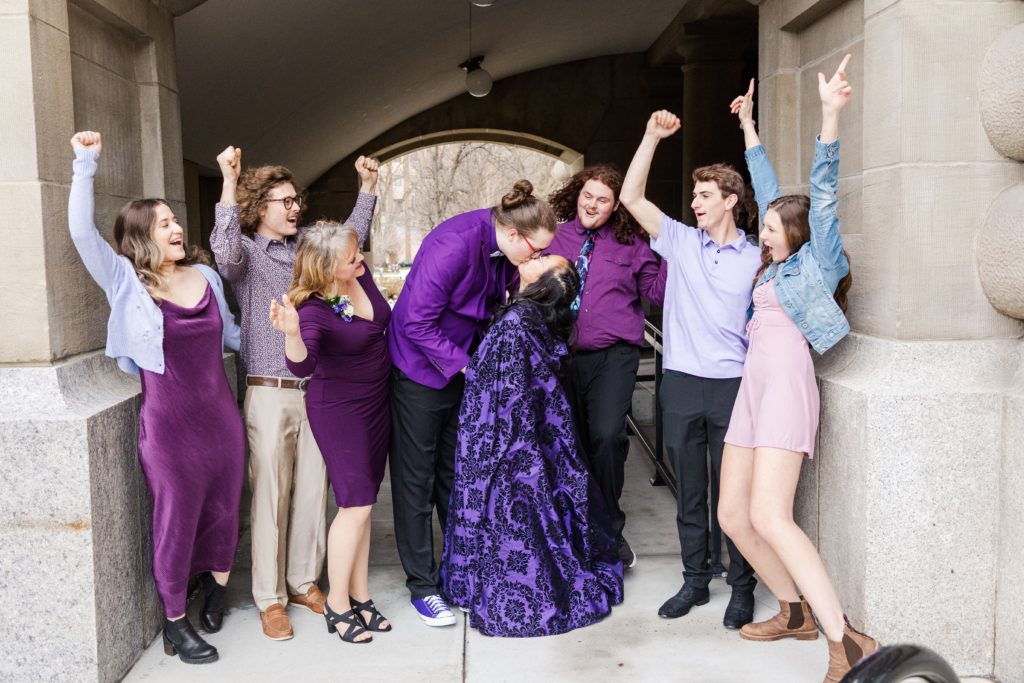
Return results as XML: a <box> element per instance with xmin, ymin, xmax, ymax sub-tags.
<box><xmin>388</xmin><ymin>183</ymin><xmax>556</xmax><ymax>626</ymax></box>
<box><xmin>211</xmin><ymin>146</ymin><xmax>378</xmax><ymax>641</ymax></box>
<box><xmin>545</xmin><ymin>164</ymin><xmax>666</xmax><ymax>569</ymax></box>
<box><xmin>621</xmin><ymin>110</ymin><xmax>761</xmax><ymax>630</ymax></box>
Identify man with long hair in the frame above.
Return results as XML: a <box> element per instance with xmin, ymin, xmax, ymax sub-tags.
<box><xmin>210</xmin><ymin>146</ymin><xmax>378</xmax><ymax>641</ymax></box>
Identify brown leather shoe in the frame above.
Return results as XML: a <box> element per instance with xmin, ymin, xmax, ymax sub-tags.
<box><xmin>823</xmin><ymin>618</ymin><xmax>880</xmax><ymax>683</ymax></box>
<box><xmin>740</xmin><ymin>599</ymin><xmax>818</xmax><ymax>642</ymax></box>
<box><xmin>288</xmin><ymin>585</ymin><xmax>326</xmax><ymax>615</ymax></box>
<box><xmin>259</xmin><ymin>604</ymin><xmax>294</xmax><ymax>641</ymax></box>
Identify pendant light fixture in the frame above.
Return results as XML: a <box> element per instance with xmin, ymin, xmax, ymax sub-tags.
<box><xmin>461</xmin><ymin>1</ymin><xmax>493</xmax><ymax>97</ymax></box>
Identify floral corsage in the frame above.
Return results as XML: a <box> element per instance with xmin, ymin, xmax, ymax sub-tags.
<box><xmin>326</xmin><ymin>294</ymin><xmax>355</xmax><ymax>322</ymax></box>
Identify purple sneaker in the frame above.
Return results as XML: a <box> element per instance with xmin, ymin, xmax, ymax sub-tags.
<box><xmin>411</xmin><ymin>595</ymin><xmax>456</xmax><ymax>626</ymax></box>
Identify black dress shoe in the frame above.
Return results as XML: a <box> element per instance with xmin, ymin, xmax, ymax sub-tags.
<box><xmin>723</xmin><ymin>588</ymin><xmax>755</xmax><ymax>630</ymax></box>
<box><xmin>658</xmin><ymin>583</ymin><xmax>710</xmax><ymax>619</ymax></box>
<box><xmin>200</xmin><ymin>573</ymin><xmax>226</xmax><ymax>633</ymax></box>
<box><xmin>163</xmin><ymin>616</ymin><xmax>219</xmax><ymax>664</ymax></box>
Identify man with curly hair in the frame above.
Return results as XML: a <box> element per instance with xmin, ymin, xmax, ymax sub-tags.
<box><xmin>210</xmin><ymin>146</ymin><xmax>379</xmax><ymax>641</ymax></box>
<box><xmin>545</xmin><ymin>165</ymin><xmax>666</xmax><ymax>570</ymax></box>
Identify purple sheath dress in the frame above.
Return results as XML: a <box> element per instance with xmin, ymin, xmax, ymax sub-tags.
<box><xmin>287</xmin><ymin>269</ymin><xmax>392</xmax><ymax>507</ymax></box>
<box><xmin>138</xmin><ymin>284</ymin><xmax>245</xmax><ymax>617</ymax></box>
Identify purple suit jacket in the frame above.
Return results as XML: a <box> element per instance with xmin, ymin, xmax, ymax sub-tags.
<box><xmin>389</xmin><ymin>208</ymin><xmax>518</xmax><ymax>389</ymax></box>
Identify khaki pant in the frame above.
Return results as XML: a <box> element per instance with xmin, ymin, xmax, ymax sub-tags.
<box><xmin>245</xmin><ymin>384</ymin><xmax>328</xmax><ymax>611</ymax></box>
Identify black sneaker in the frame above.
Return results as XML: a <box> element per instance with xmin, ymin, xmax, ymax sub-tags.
<box><xmin>617</xmin><ymin>536</ymin><xmax>638</xmax><ymax>569</ymax></box>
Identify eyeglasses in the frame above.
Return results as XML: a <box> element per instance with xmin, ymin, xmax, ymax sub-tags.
<box><xmin>523</xmin><ymin>234</ymin><xmax>540</xmax><ymax>256</ymax></box>
<box><xmin>266</xmin><ymin>195</ymin><xmax>303</xmax><ymax>210</ymax></box>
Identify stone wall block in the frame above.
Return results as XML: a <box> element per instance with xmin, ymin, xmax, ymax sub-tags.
<box><xmin>996</xmin><ymin>383</ymin><xmax>1024</xmax><ymax>683</ymax></box>
<box><xmin>135</xmin><ymin>1</ymin><xmax>176</xmax><ymax>91</ymax></box>
<box><xmin>759</xmin><ymin>71</ymin><xmax>800</xmax><ymax>187</ymax></box>
<box><xmin>68</xmin><ymin>2</ymin><xmax>135</xmax><ymax>80</ymax></box>
<box><xmin>899</xmin><ymin>0</ymin><xmax>1024</xmax><ymax>163</ymax></box>
<box><xmin>0</xmin><ymin>183</ymin><xmax>50</xmax><ymax>362</ymax></box>
<box><xmin>27</xmin><ymin>0</ymin><xmax>69</xmax><ymax>32</ymax></box>
<box><xmin>758</xmin><ymin>0</ymin><xmax>800</xmax><ymax>74</ymax></box>
<box><xmin>979</xmin><ymin>22</ymin><xmax>1024</xmax><ymax>162</ymax></box>
<box><xmin>799</xmin><ymin>40</ymin><xmax>864</xmax><ymax>179</ymax></box>
<box><xmin>0</xmin><ymin>14</ymin><xmax>39</xmax><ymax>182</ymax></box>
<box><xmin>862</xmin><ymin>2</ymin><xmax>901</xmax><ymax>169</ymax></box>
<box><xmin>798</xmin><ymin>0</ymin><xmax>864</xmax><ymax>69</ymax></box>
<box><xmin>30</xmin><ymin>14</ymin><xmax>74</xmax><ymax>183</ymax></box>
<box><xmin>894</xmin><ymin>163</ymin><xmax>1024</xmax><ymax>340</ymax></box>
<box><xmin>157</xmin><ymin>86</ymin><xmax>185</xmax><ymax>203</ymax></box>
<box><xmin>978</xmin><ymin>184</ymin><xmax>1024</xmax><ymax>320</ymax></box>
<box><xmin>863</xmin><ymin>0</ymin><xmax>898</xmax><ymax>19</ymax></box>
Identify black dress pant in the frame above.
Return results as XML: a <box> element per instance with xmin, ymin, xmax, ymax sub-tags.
<box><xmin>388</xmin><ymin>367</ymin><xmax>464</xmax><ymax>599</ymax></box>
<box><xmin>563</xmin><ymin>342</ymin><xmax>640</xmax><ymax>540</ymax></box>
<box><xmin>661</xmin><ymin>370</ymin><xmax>756</xmax><ymax>592</ymax></box>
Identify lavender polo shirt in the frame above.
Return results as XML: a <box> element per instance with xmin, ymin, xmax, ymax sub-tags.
<box><xmin>546</xmin><ymin>217</ymin><xmax>666</xmax><ymax>351</ymax></box>
<box><xmin>650</xmin><ymin>214</ymin><xmax>762</xmax><ymax>379</ymax></box>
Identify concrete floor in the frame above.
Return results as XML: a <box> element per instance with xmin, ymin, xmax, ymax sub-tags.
<box><xmin>124</xmin><ymin>437</ymin><xmax>985</xmax><ymax>683</ymax></box>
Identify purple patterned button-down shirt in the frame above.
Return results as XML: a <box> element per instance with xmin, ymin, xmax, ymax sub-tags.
<box><xmin>210</xmin><ymin>194</ymin><xmax>376</xmax><ymax>377</ymax></box>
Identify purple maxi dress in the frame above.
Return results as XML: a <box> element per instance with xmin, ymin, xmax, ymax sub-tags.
<box><xmin>441</xmin><ymin>301</ymin><xmax>623</xmax><ymax>637</ymax></box>
<box><xmin>286</xmin><ymin>268</ymin><xmax>392</xmax><ymax>506</ymax></box>
<box><xmin>138</xmin><ymin>285</ymin><xmax>245</xmax><ymax>617</ymax></box>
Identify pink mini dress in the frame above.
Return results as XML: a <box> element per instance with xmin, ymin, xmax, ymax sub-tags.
<box><xmin>725</xmin><ymin>279</ymin><xmax>819</xmax><ymax>458</ymax></box>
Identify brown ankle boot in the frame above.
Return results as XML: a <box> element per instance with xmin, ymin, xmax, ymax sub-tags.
<box><xmin>823</xmin><ymin>618</ymin><xmax>880</xmax><ymax>683</ymax></box>
<box><xmin>739</xmin><ymin>599</ymin><xmax>818</xmax><ymax>641</ymax></box>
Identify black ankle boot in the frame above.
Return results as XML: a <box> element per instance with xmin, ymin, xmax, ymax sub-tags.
<box><xmin>163</xmin><ymin>616</ymin><xmax>218</xmax><ymax>664</ymax></box>
<box><xmin>200</xmin><ymin>573</ymin><xmax>227</xmax><ymax>633</ymax></box>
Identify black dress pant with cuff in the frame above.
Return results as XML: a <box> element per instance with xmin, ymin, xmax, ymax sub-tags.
<box><xmin>661</xmin><ymin>369</ymin><xmax>756</xmax><ymax>592</ymax></box>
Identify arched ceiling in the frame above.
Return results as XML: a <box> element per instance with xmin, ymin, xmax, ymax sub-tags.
<box><xmin>173</xmin><ymin>0</ymin><xmax>696</xmax><ymax>185</ymax></box>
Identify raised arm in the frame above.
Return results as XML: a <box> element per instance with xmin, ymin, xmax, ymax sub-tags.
<box><xmin>347</xmin><ymin>156</ymin><xmax>380</xmax><ymax>249</ymax></box>
<box><xmin>620</xmin><ymin>111</ymin><xmax>679</xmax><ymax>239</ymax></box>
<box><xmin>809</xmin><ymin>54</ymin><xmax>853</xmax><ymax>271</ymax></box>
<box><xmin>730</xmin><ymin>79</ymin><xmax>780</xmax><ymax>224</ymax></box>
<box><xmin>68</xmin><ymin>132</ymin><xmax>128</xmax><ymax>292</ymax></box>
<box><xmin>271</xmin><ymin>294</ymin><xmax>318</xmax><ymax>376</ymax></box>
<box><xmin>209</xmin><ymin>146</ymin><xmax>248</xmax><ymax>282</ymax></box>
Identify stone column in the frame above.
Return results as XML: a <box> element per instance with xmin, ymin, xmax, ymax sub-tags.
<box><xmin>0</xmin><ymin>1</ymin><xmax>194</xmax><ymax>680</ymax></box>
<box><xmin>755</xmin><ymin>0</ymin><xmax>1024</xmax><ymax>677</ymax></box>
<box><xmin>678</xmin><ymin>23</ymin><xmax>756</xmax><ymax>223</ymax></box>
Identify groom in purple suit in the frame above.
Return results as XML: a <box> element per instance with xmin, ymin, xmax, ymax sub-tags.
<box><xmin>388</xmin><ymin>180</ymin><xmax>557</xmax><ymax>627</ymax></box>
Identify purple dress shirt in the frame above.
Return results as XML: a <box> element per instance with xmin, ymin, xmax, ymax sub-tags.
<box><xmin>388</xmin><ymin>208</ymin><xmax>518</xmax><ymax>390</ymax></box>
<box><xmin>651</xmin><ymin>214</ymin><xmax>762</xmax><ymax>379</ymax></box>
<box><xmin>210</xmin><ymin>194</ymin><xmax>377</xmax><ymax>377</ymax></box>
<box><xmin>546</xmin><ymin>218</ymin><xmax>667</xmax><ymax>351</ymax></box>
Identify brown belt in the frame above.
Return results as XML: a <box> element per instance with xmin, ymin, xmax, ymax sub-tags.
<box><xmin>246</xmin><ymin>375</ymin><xmax>308</xmax><ymax>390</ymax></box>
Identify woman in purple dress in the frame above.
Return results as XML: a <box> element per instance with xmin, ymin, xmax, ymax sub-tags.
<box><xmin>270</xmin><ymin>222</ymin><xmax>392</xmax><ymax>644</ymax></box>
<box><xmin>441</xmin><ymin>254</ymin><xmax>624</xmax><ymax>637</ymax></box>
<box><xmin>67</xmin><ymin>132</ymin><xmax>244</xmax><ymax>665</ymax></box>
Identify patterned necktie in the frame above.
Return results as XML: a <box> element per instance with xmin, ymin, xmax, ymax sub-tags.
<box><xmin>570</xmin><ymin>229</ymin><xmax>596</xmax><ymax>313</ymax></box>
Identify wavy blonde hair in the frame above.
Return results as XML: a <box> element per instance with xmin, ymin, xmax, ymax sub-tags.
<box><xmin>287</xmin><ymin>221</ymin><xmax>359</xmax><ymax>307</ymax></box>
<box><xmin>114</xmin><ymin>199</ymin><xmax>208</xmax><ymax>301</ymax></box>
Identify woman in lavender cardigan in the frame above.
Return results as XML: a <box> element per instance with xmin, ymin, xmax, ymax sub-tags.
<box><xmin>68</xmin><ymin>131</ymin><xmax>244</xmax><ymax>665</ymax></box>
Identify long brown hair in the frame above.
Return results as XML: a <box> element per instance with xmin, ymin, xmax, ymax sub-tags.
<box><xmin>287</xmin><ymin>221</ymin><xmax>359</xmax><ymax>308</ymax></box>
<box><xmin>492</xmin><ymin>180</ymin><xmax>557</xmax><ymax>237</ymax></box>
<box><xmin>754</xmin><ymin>194</ymin><xmax>852</xmax><ymax>312</ymax></box>
<box><xmin>113</xmin><ymin>199</ymin><xmax>208</xmax><ymax>300</ymax></box>
<box><xmin>548</xmin><ymin>164</ymin><xmax>640</xmax><ymax>244</ymax></box>
<box><xmin>237</xmin><ymin>165</ymin><xmax>304</xmax><ymax>236</ymax></box>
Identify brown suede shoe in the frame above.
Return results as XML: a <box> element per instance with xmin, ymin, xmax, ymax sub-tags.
<box><xmin>740</xmin><ymin>599</ymin><xmax>819</xmax><ymax>642</ymax></box>
<box><xmin>260</xmin><ymin>604</ymin><xmax>294</xmax><ymax>641</ymax></box>
<box><xmin>288</xmin><ymin>585</ymin><xmax>326</xmax><ymax>615</ymax></box>
<box><xmin>823</xmin><ymin>618</ymin><xmax>880</xmax><ymax>683</ymax></box>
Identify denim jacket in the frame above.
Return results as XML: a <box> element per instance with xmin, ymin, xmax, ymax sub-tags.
<box><xmin>745</xmin><ymin>138</ymin><xmax>850</xmax><ymax>354</ymax></box>
<box><xmin>69</xmin><ymin>148</ymin><xmax>240</xmax><ymax>375</ymax></box>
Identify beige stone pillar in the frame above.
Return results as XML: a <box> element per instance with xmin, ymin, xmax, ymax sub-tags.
<box><xmin>0</xmin><ymin>1</ymin><xmax>195</xmax><ymax>680</ymax></box>
<box><xmin>755</xmin><ymin>0</ymin><xmax>1024</xmax><ymax>678</ymax></box>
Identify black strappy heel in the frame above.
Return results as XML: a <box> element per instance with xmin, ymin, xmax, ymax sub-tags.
<box><xmin>324</xmin><ymin>602</ymin><xmax>372</xmax><ymax>644</ymax></box>
<box><xmin>350</xmin><ymin>596</ymin><xmax>392</xmax><ymax>632</ymax></box>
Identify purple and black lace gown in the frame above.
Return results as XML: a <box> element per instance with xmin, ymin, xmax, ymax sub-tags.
<box><xmin>441</xmin><ymin>301</ymin><xmax>623</xmax><ymax>637</ymax></box>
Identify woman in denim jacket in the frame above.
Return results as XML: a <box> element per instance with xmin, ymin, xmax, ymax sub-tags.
<box><xmin>69</xmin><ymin>132</ymin><xmax>244</xmax><ymax>665</ymax></box>
<box><xmin>715</xmin><ymin>57</ymin><xmax>880</xmax><ymax>683</ymax></box>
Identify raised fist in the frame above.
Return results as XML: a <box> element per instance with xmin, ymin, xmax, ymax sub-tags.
<box><xmin>646</xmin><ymin>110</ymin><xmax>681</xmax><ymax>139</ymax></box>
<box><xmin>217</xmin><ymin>146</ymin><xmax>242</xmax><ymax>183</ymax></box>
<box><xmin>71</xmin><ymin>131</ymin><xmax>102</xmax><ymax>154</ymax></box>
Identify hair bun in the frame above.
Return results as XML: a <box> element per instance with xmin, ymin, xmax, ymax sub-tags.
<box><xmin>501</xmin><ymin>179</ymin><xmax>534</xmax><ymax>211</ymax></box>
